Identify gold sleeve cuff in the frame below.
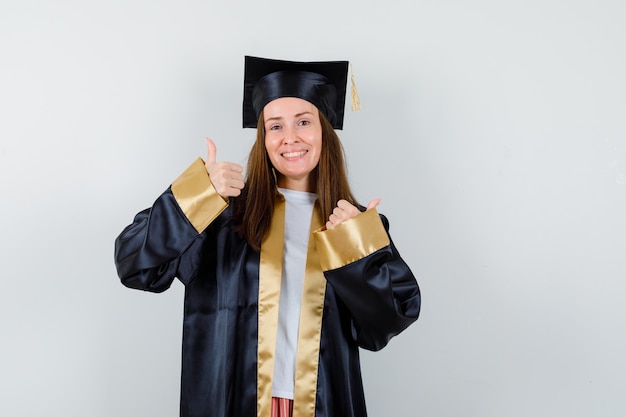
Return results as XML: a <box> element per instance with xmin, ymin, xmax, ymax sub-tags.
<box><xmin>313</xmin><ymin>208</ymin><xmax>390</xmax><ymax>271</ymax></box>
<box><xmin>171</xmin><ymin>157</ymin><xmax>229</xmax><ymax>233</ymax></box>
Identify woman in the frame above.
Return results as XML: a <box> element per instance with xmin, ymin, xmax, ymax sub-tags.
<box><xmin>114</xmin><ymin>56</ymin><xmax>421</xmax><ymax>417</ymax></box>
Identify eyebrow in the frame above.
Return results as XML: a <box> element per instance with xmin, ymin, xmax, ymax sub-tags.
<box><xmin>264</xmin><ymin>111</ymin><xmax>315</xmax><ymax>124</ymax></box>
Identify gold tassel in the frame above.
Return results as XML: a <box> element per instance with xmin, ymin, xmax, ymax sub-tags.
<box><xmin>350</xmin><ymin>63</ymin><xmax>361</xmax><ymax>111</ymax></box>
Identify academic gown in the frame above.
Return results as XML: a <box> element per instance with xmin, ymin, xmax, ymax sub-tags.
<box><xmin>114</xmin><ymin>158</ymin><xmax>421</xmax><ymax>417</ymax></box>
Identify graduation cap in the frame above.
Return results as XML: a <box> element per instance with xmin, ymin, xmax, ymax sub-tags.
<box><xmin>242</xmin><ymin>55</ymin><xmax>358</xmax><ymax>130</ymax></box>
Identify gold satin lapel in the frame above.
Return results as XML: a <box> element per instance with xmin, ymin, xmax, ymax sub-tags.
<box><xmin>257</xmin><ymin>196</ymin><xmax>285</xmax><ymax>417</ymax></box>
<box><xmin>293</xmin><ymin>204</ymin><xmax>327</xmax><ymax>417</ymax></box>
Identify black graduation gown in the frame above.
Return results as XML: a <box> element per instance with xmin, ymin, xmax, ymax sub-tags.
<box><xmin>114</xmin><ymin>158</ymin><xmax>421</xmax><ymax>417</ymax></box>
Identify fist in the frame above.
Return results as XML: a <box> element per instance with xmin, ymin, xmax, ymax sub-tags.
<box><xmin>325</xmin><ymin>198</ymin><xmax>381</xmax><ymax>230</ymax></box>
<box><xmin>204</xmin><ymin>138</ymin><xmax>245</xmax><ymax>198</ymax></box>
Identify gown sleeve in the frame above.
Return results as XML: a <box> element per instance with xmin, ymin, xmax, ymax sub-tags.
<box><xmin>114</xmin><ymin>158</ymin><xmax>228</xmax><ymax>292</ymax></box>
<box><xmin>313</xmin><ymin>209</ymin><xmax>421</xmax><ymax>351</ymax></box>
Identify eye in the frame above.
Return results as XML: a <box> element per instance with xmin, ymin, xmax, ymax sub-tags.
<box><xmin>267</xmin><ymin>124</ymin><xmax>281</xmax><ymax>131</ymax></box>
<box><xmin>298</xmin><ymin>120</ymin><xmax>310</xmax><ymax>126</ymax></box>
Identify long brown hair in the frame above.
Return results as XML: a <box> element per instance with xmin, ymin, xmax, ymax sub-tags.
<box><xmin>231</xmin><ymin>110</ymin><xmax>360</xmax><ymax>250</ymax></box>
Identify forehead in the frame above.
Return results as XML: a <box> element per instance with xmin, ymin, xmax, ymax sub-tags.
<box><xmin>263</xmin><ymin>97</ymin><xmax>319</xmax><ymax>119</ymax></box>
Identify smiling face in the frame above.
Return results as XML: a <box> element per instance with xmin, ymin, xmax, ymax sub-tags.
<box><xmin>263</xmin><ymin>97</ymin><xmax>323</xmax><ymax>192</ymax></box>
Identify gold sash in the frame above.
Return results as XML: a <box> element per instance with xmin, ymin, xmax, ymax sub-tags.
<box><xmin>257</xmin><ymin>196</ymin><xmax>326</xmax><ymax>417</ymax></box>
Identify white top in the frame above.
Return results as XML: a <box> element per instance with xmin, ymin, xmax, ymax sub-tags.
<box><xmin>272</xmin><ymin>188</ymin><xmax>317</xmax><ymax>399</ymax></box>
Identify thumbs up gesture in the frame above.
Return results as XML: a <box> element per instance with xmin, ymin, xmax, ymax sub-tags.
<box><xmin>204</xmin><ymin>138</ymin><xmax>245</xmax><ymax>198</ymax></box>
<box><xmin>325</xmin><ymin>198</ymin><xmax>381</xmax><ymax>230</ymax></box>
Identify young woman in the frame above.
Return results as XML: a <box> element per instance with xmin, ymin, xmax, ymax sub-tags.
<box><xmin>114</xmin><ymin>56</ymin><xmax>421</xmax><ymax>417</ymax></box>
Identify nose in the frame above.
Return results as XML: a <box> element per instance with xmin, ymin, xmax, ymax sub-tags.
<box><xmin>282</xmin><ymin>126</ymin><xmax>299</xmax><ymax>144</ymax></box>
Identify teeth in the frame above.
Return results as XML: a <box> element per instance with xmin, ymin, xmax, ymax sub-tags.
<box><xmin>282</xmin><ymin>151</ymin><xmax>306</xmax><ymax>158</ymax></box>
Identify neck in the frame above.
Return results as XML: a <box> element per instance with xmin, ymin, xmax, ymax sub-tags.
<box><xmin>277</xmin><ymin>174</ymin><xmax>315</xmax><ymax>192</ymax></box>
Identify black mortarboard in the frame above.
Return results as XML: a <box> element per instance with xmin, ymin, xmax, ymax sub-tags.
<box><xmin>242</xmin><ymin>55</ymin><xmax>350</xmax><ymax>130</ymax></box>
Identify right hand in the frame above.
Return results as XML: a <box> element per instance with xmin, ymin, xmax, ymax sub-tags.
<box><xmin>204</xmin><ymin>138</ymin><xmax>245</xmax><ymax>198</ymax></box>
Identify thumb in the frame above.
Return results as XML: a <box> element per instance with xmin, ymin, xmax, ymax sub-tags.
<box><xmin>366</xmin><ymin>198</ymin><xmax>382</xmax><ymax>210</ymax></box>
<box><xmin>205</xmin><ymin>137</ymin><xmax>217</xmax><ymax>165</ymax></box>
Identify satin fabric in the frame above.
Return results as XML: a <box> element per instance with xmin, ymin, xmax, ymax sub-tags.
<box><xmin>252</xmin><ymin>71</ymin><xmax>338</xmax><ymax>127</ymax></box>
<box><xmin>114</xmin><ymin>184</ymin><xmax>420</xmax><ymax>417</ymax></box>
<box><xmin>242</xmin><ymin>56</ymin><xmax>349</xmax><ymax>129</ymax></box>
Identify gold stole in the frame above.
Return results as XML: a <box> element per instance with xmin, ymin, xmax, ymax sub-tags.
<box><xmin>257</xmin><ymin>195</ymin><xmax>327</xmax><ymax>417</ymax></box>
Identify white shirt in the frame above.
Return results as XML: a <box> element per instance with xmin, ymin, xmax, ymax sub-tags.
<box><xmin>272</xmin><ymin>188</ymin><xmax>317</xmax><ymax>399</ymax></box>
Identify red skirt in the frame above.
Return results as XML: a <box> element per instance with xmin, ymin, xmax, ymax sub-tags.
<box><xmin>271</xmin><ymin>397</ymin><xmax>294</xmax><ymax>417</ymax></box>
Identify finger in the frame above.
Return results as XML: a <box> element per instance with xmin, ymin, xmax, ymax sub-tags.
<box><xmin>221</xmin><ymin>167</ymin><xmax>245</xmax><ymax>182</ymax></box>
<box><xmin>224</xmin><ymin>162</ymin><xmax>244</xmax><ymax>173</ymax></box>
<box><xmin>367</xmin><ymin>198</ymin><xmax>382</xmax><ymax>210</ymax></box>
<box><xmin>336</xmin><ymin>200</ymin><xmax>360</xmax><ymax>217</ymax></box>
<box><xmin>227</xmin><ymin>177</ymin><xmax>245</xmax><ymax>191</ymax></box>
<box><xmin>332</xmin><ymin>206</ymin><xmax>344</xmax><ymax>216</ymax></box>
<box><xmin>210</xmin><ymin>162</ymin><xmax>244</xmax><ymax>178</ymax></box>
<box><xmin>330</xmin><ymin>209</ymin><xmax>348</xmax><ymax>225</ymax></box>
<box><xmin>227</xmin><ymin>186</ymin><xmax>243</xmax><ymax>197</ymax></box>
<box><xmin>205</xmin><ymin>137</ymin><xmax>217</xmax><ymax>165</ymax></box>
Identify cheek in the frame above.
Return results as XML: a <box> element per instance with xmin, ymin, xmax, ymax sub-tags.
<box><xmin>264</xmin><ymin>138</ymin><xmax>280</xmax><ymax>165</ymax></box>
<box><xmin>312</xmin><ymin>137</ymin><xmax>323</xmax><ymax>161</ymax></box>
<box><xmin>264</xmin><ymin>136</ymin><xmax>278</xmax><ymax>154</ymax></box>
<box><xmin>313</xmin><ymin>150</ymin><xmax>322</xmax><ymax>166</ymax></box>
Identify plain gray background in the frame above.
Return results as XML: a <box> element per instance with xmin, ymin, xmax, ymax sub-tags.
<box><xmin>1</xmin><ymin>0</ymin><xmax>625</xmax><ymax>416</ymax></box>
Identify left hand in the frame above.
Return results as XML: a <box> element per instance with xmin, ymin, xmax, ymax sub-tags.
<box><xmin>325</xmin><ymin>198</ymin><xmax>381</xmax><ymax>230</ymax></box>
